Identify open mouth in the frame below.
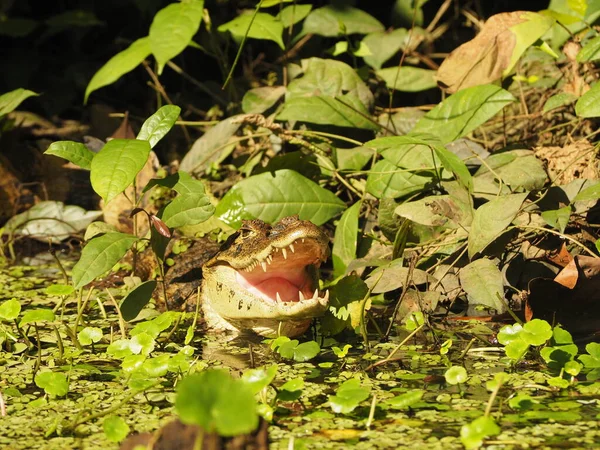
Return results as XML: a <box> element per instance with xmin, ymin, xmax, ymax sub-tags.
<box><xmin>235</xmin><ymin>237</ymin><xmax>330</xmax><ymax>305</ymax></box>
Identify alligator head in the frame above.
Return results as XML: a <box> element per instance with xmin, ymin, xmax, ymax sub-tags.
<box><xmin>201</xmin><ymin>215</ymin><xmax>330</xmax><ymax>337</ymax></box>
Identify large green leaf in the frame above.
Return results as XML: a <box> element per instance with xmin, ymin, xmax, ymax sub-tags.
<box><xmin>45</xmin><ymin>141</ymin><xmax>95</xmax><ymax>170</ymax></box>
<box><xmin>365</xmin><ymin>159</ymin><xmax>433</xmax><ymax>199</ymax></box>
<box><xmin>277</xmin><ymin>94</ymin><xmax>378</xmax><ymax>129</ymax></box>
<box><xmin>215</xmin><ymin>169</ymin><xmax>345</xmax><ymax>228</ymax></box>
<box><xmin>161</xmin><ymin>193</ymin><xmax>215</xmax><ymax>228</ymax></box>
<box><xmin>242</xmin><ymin>86</ymin><xmax>286</xmax><ymax>114</ymax></box>
<box><xmin>218</xmin><ymin>12</ymin><xmax>284</xmax><ymax>49</ymax></box>
<box><xmin>377</xmin><ymin>67</ymin><xmax>437</xmax><ymax>92</ymax></box>
<box><xmin>362</xmin><ymin>28</ymin><xmax>411</xmax><ymax>69</ymax></box>
<box><xmin>287</xmin><ymin>58</ymin><xmax>373</xmax><ymax>110</ymax></box>
<box><xmin>85</xmin><ymin>37</ymin><xmax>151</xmax><ymax>103</ymax></box>
<box><xmin>277</xmin><ymin>4</ymin><xmax>312</xmax><ymax>27</ymax></box>
<box><xmin>575</xmin><ymin>81</ymin><xmax>600</xmax><ymax>118</ymax></box>
<box><xmin>72</xmin><ymin>232</ymin><xmax>138</xmax><ymax>289</ymax></box>
<box><xmin>332</xmin><ymin>202</ymin><xmax>361</xmax><ymax>278</ymax></box>
<box><xmin>301</xmin><ymin>5</ymin><xmax>384</xmax><ymax>37</ymax></box>
<box><xmin>365</xmin><ymin>134</ymin><xmax>473</xmax><ymax>197</ymax></box>
<box><xmin>459</xmin><ymin>258</ymin><xmax>505</xmax><ymax>312</ymax></box>
<box><xmin>176</xmin><ymin>370</ymin><xmax>258</xmax><ymax>436</ymax></box>
<box><xmin>137</xmin><ymin>105</ymin><xmax>181</xmax><ymax>148</ymax></box>
<box><xmin>144</xmin><ymin>171</ymin><xmax>205</xmax><ymax>195</ymax></box>
<box><xmin>395</xmin><ymin>194</ymin><xmax>473</xmax><ymax>228</ymax></box>
<box><xmin>577</xmin><ymin>35</ymin><xmax>600</xmax><ymax>62</ymax></box>
<box><xmin>474</xmin><ymin>150</ymin><xmax>547</xmax><ymax>192</ymax></box>
<box><xmin>0</xmin><ymin>88</ymin><xmax>39</xmax><ymax>117</ymax></box>
<box><xmin>90</xmin><ymin>139</ymin><xmax>151</xmax><ymax>203</ymax></box>
<box><xmin>149</xmin><ymin>1</ymin><xmax>204</xmax><ymax>74</ymax></box>
<box><xmin>468</xmin><ymin>193</ymin><xmax>527</xmax><ymax>259</ymax></box>
<box><xmin>120</xmin><ymin>280</ymin><xmax>157</xmax><ymax>321</ymax></box>
<box><xmin>412</xmin><ymin>85</ymin><xmax>515</xmax><ymax>143</ymax></box>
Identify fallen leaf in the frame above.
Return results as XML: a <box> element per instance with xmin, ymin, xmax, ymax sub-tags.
<box><xmin>436</xmin><ymin>11</ymin><xmax>554</xmax><ymax>93</ymax></box>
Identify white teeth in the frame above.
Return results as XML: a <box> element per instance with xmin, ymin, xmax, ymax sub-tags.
<box><xmin>281</xmin><ymin>248</ymin><xmax>287</xmax><ymax>259</ymax></box>
<box><xmin>267</xmin><ymin>255</ymin><xmax>273</xmax><ymax>264</ymax></box>
<box><xmin>313</xmin><ymin>289</ymin><xmax>319</xmax><ymax>299</ymax></box>
<box><xmin>276</xmin><ymin>292</ymin><xmax>282</xmax><ymax>302</ymax></box>
<box><xmin>302</xmin><ymin>239</ymin><xmax>305</xmax><ymax>243</ymax></box>
<box><xmin>289</xmin><ymin>244</ymin><xmax>295</xmax><ymax>253</ymax></box>
<box><xmin>324</xmin><ymin>290</ymin><xmax>330</xmax><ymax>301</ymax></box>
<box><xmin>299</xmin><ymin>291</ymin><xmax>305</xmax><ymax>301</ymax></box>
<box><xmin>261</xmin><ymin>261</ymin><xmax>267</xmax><ymax>272</ymax></box>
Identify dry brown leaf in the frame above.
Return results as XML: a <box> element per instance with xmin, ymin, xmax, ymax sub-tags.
<box><xmin>436</xmin><ymin>12</ymin><xmax>524</xmax><ymax>93</ymax></box>
<box><xmin>534</xmin><ymin>140</ymin><xmax>598</xmax><ymax>184</ymax></box>
<box><xmin>436</xmin><ymin>11</ymin><xmax>553</xmax><ymax>93</ymax></box>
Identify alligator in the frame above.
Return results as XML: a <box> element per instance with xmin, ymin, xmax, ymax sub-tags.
<box><xmin>163</xmin><ymin>215</ymin><xmax>330</xmax><ymax>338</ymax></box>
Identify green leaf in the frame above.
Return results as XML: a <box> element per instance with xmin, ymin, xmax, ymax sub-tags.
<box><xmin>218</xmin><ymin>12</ymin><xmax>284</xmax><ymax>49</ymax></box>
<box><xmin>144</xmin><ymin>171</ymin><xmax>205</xmax><ymax>195</ymax></box>
<box><xmin>365</xmin><ymin>159</ymin><xmax>433</xmax><ymax>199</ymax></box>
<box><xmin>0</xmin><ymin>299</ymin><xmax>21</xmax><ymax>321</ymax></box>
<box><xmin>332</xmin><ymin>202</ymin><xmax>361</xmax><ymax>278</ymax></box>
<box><xmin>576</xmin><ymin>82</ymin><xmax>600</xmax><ymax>118</ymax></box>
<box><xmin>459</xmin><ymin>259</ymin><xmax>505</xmax><ymax>312</ymax></box>
<box><xmin>542</xmin><ymin>92</ymin><xmax>577</xmax><ymax>113</ymax></box>
<box><xmin>377</xmin><ymin>67</ymin><xmax>437</xmax><ymax>92</ymax></box>
<box><xmin>72</xmin><ymin>232</ymin><xmax>138</xmax><ymax>289</ymax></box>
<box><xmin>445</xmin><ymin>366</ymin><xmax>468</xmax><ymax>385</ymax></box>
<box><xmin>504</xmin><ymin>12</ymin><xmax>556</xmax><ymax>76</ymax></box>
<box><xmin>78</xmin><ymin>326</ymin><xmax>103</xmax><ymax>346</ymax></box>
<box><xmin>577</xmin><ymin>35</ymin><xmax>600</xmax><ymax>62</ymax></box>
<box><xmin>286</xmin><ymin>58</ymin><xmax>373</xmax><ymax>110</ymax></box>
<box><xmin>242</xmin><ymin>86</ymin><xmax>286</xmax><ymax>114</ymax></box>
<box><xmin>131</xmin><ymin>332</ymin><xmax>155</xmax><ymax>356</ymax></box>
<box><xmin>385</xmin><ymin>390</ymin><xmax>424</xmax><ymax>409</ymax></box>
<box><xmin>44</xmin><ymin>141</ymin><xmax>95</xmax><ymax>170</ymax></box>
<box><xmin>20</xmin><ymin>309</ymin><xmax>55</xmax><ymax>326</ymax></box>
<box><xmin>460</xmin><ymin>416</ymin><xmax>501</xmax><ymax>450</ymax></box>
<box><xmin>277</xmin><ymin>4</ymin><xmax>312</xmax><ymax>27</ymax></box>
<box><xmin>302</xmin><ymin>5</ymin><xmax>384</xmax><ymax>37</ymax></box>
<box><xmin>0</xmin><ymin>88</ymin><xmax>39</xmax><ymax>117</ymax></box>
<box><xmin>141</xmin><ymin>354</ymin><xmax>170</xmax><ymax>377</ymax></box>
<box><xmin>509</xmin><ymin>393</ymin><xmax>535</xmax><ymax>411</ymax></box>
<box><xmin>84</xmin><ymin>221</ymin><xmax>117</xmax><ymax>241</ymax></box>
<box><xmin>103</xmin><ymin>416</ymin><xmax>130</xmax><ymax>443</ymax></box>
<box><xmin>277</xmin><ymin>94</ymin><xmax>378</xmax><ymax>129</ymax></box>
<box><xmin>277</xmin><ymin>339</ymin><xmax>320</xmax><ymax>362</ymax></box>
<box><xmin>90</xmin><ymin>138</ymin><xmax>151</xmax><ymax>203</ymax></box>
<box><xmin>328</xmin><ymin>379</ymin><xmax>371</xmax><ymax>414</ymax></box>
<box><xmin>497</xmin><ymin>323</ymin><xmax>523</xmax><ymax>345</ymax></box>
<box><xmin>579</xmin><ymin>343</ymin><xmax>600</xmax><ymax>368</ymax></box>
<box><xmin>412</xmin><ymin>84</ymin><xmax>515</xmax><ymax>143</ymax></box>
<box><xmin>45</xmin><ymin>284</ymin><xmax>75</xmax><ymax>296</ymax></box>
<box><xmin>107</xmin><ymin>339</ymin><xmax>134</xmax><ymax>359</ymax></box>
<box><xmin>474</xmin><ymin>150</ymin><xmax>547</xmax><ymax>192</ymax></box>
<box><xmin>161</xmin><ymin>193</ymin><xmax>215</xmax><ymax>228</ymax></box>
<box><xmin>176</xmin><ymin>370</ymin><xmax>258</xmax><ymax>436</ymax></box>
<box><xmin>149</xmin><ymin>1</ymin><xmax>204</xmax><ymax>74</ymax></box>
<box><xmin>394</xmin><ymin>194</ymin><xmax>473</xmax><ymax>228</ymax></box>
<box><xmin>85</xmin><ymin>37</ymin><xmax>151</xmax><ymax>103</ymax></box>
<box><xmin>34</xmin><ymin>371</ymin><xmax>68</xmax><ymax>397</ymax></box>
<box><xmin>215</xmin><ymin>169</ymin><xmax>345</xmax><ymax>228</ymax></box>
<box><xmin>541</xmin><ymin>206</ymin><xmax>571</xmax><ymax>233</ymax></box>
<box><xmin>362</xmin><ymin>28</ymin><xmax>410</xmax><ymax>69</ymax></box>
<box><xmin>120</xmin><ymin>280</ymin><xmax>157</xmax><ymax>321</ymax></box>
<box><xmin>520</xmin><ymin>319</ymin><xmax>553</xmax><ymax>346</ymax></box>
<box><xmin>505</xmin><ymin>339</ymin><xmax>530</xmax><ymax>360</ymax></box>
<box><xmin>467</xmin><ymin>193</ymin><xmax>527</xmax><ymax>259</ymax></box>
<box><xmin>241</xmin><ymin>365</ymin><xmax>278</xmax><ymax>394</ymax></box>
<box><xmin>137</xmin><ymin>105</ymin><xmax>181</xmax><ymax>148</ymax></box>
